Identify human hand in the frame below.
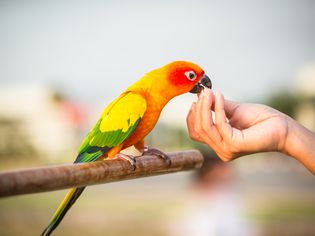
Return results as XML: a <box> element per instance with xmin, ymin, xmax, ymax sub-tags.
<box><xmin>186</xmin><ymin>89</ymin><xmax>289</xmax><ymax>162</ymax></box>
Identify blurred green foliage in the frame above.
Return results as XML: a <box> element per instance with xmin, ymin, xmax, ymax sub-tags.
<box><xmin>266</xmin><ymin>90</ymin><xmax>315</xmax><ymax>119</ymax></box>
<box><xmin>265</xmin><ymin>91</ymin><xmax>299</xmax><ymax>117</ymax></box>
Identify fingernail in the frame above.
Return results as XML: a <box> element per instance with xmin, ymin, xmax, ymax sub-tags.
<box><xmin>215</xmin><ymin>91</ymin><xmax>222</xmax><ymax>99</ymax></box>
<box><xmin>199</xmin><ymin>89</ymin><xmax>204</xmax><ymax>97</ymax></box>
<box><xmin>204</xmin><ymin>88</ymin><xmax>211</xmax><ymax>95</ymax></box>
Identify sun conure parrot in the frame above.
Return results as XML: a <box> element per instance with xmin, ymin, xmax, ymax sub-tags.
<box><xmin>41</xmin><ymin>61</ymin><xmax>212</xmax><ymax>235</ymax></box>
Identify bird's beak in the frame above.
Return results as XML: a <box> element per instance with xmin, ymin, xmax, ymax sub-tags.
<box><xmin>189</xmin><ymin>74</ymin><xmax>212</xmax><ymax>93</ymax></box>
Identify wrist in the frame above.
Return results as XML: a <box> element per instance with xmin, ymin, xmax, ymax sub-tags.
<box><xmin>282</xmin><ymin>115</ymin><xmax>302</xmax><ymax>157</ymax></box>
<box><xmin>282</xmin><ymin>115</ymin><xmax>315</xmax><ymax>174</ymax></box>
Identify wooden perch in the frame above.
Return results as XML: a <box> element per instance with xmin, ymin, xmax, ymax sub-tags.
<box><xmin>0</xmin><ymin>150</ymin><xmax>203</xmax><ymax>197</ymax></box>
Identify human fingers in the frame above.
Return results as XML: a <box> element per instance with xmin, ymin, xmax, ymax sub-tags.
<box><xmin>186</xmin><ymin>102</ymin><xmax>203</xmax><ymax>142</ymax></box>
<box><xmin>208</xmin><ymin>92</ymin><xmax>239</xmax><ymax>120</ymax></box>
<box><xmin>214</xmin><ymin>92</ymin><xmax>233</xmax><ymax>141</ymax></box>
<box><xmin>199</xmin><ymin>88</ymin><xmax>213</xmax><ymax>131</ymax></box>
<box><xmin>195</xmin><ymin>89</ymin><xmax>218</xmax><ymax>141</ymax></box>
<box><xmin>187</xmin><ymin>89</ymin><xmax>219</xmax><ymax>146</ymax></box>
<box><xmin>190</xmin><ymin>90</ymin><xmax>214</xmax><ymax>143</ymax></box>
<box><xmin>200</xmin><ymin>89</ymin><xmax>223</xmax><ymax>143</ymax></box>
<box><xmin>190</xmin><ymin>89</ymin><xmax>224</xmax><ymax>154</ymax></box>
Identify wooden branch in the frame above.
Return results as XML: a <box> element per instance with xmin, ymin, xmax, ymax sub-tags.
<box><xmin>0</xmin><ymin>150</ymin><xmax>203</xmax><ymax>197</ymax></box>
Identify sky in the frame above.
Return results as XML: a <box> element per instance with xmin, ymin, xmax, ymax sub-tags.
<box><xmin>0</xmin><ymin>0</ymin><xmax>314</xmax><ymax>121</ymax></box>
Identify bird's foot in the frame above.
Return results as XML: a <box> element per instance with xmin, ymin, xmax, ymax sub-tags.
<box><xmin>142</xmin><ymin>147</ymin><xmax>171</xmax><ymax>166</ymax></box>
<box><xmin>114</xmin><ymin>153</ymin><xmax>137</xmax><ymax>170</ymax></box>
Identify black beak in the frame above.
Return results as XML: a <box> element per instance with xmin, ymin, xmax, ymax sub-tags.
<box><xmin>190</xmin><ymin>74</ymin><xmax>212</xmax><ymax>93</ymax></box>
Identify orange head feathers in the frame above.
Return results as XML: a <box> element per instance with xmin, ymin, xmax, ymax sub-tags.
<box><xmin>128</xmin><ymin>61</ymin><xmax>212</xmax><ymax>100</ymax></box>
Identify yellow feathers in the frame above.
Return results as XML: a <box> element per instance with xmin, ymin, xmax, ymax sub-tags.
<box><xmin>100</xmin><ymin>92</ymin><xmax>147</xmax><ymax>133</ymax></box>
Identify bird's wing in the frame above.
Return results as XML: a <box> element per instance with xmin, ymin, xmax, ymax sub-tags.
<box><xmin>75</xmin><ymin>92</ymin><xmax>147</xmax><ymax>163</ymax></box>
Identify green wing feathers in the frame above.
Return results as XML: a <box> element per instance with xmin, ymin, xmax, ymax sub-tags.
<box><xmin>76</xmin><ymin>92</ymin><xmax>147</xmax><ymax>162</ymax></box>
<box><xmin>91</xmin><ymin>92</ymin><xmax>147</xmax><ymax>147</ymax></box>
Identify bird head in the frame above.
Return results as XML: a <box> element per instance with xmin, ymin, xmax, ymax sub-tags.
<box><xmin>164</xmin><ymin>61</ymin><xmax>212</xmax><ymax>96</ymax></box>
<box><xmin>127</xmin><ymin>61</ymin><xmax>212</xmax><ymax>102</ymax></box>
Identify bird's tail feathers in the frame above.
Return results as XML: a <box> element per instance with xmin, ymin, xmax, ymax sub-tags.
<box><xmin>42</xmin><ymin>148</ymin><xmax>108</xmax><ymax>235</ymax></box>
<box><xmin>41</xmin><ymin>187</ymin><xmax>85</xmax><ymax>236</ymax></box>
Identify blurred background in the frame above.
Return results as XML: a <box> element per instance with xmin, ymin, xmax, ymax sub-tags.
<box><xmin>0</xmin><ymin>0</ymin><xmax>314</xmax><ymax>235</ymax></box>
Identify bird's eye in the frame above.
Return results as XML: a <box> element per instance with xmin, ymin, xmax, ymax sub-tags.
<box><xmin>185</xmin><ymin>71</ymin><xmax>197</xmax><ymax>81</ymax></box>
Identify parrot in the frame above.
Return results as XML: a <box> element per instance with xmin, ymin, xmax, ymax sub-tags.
<box><xmin>41</xmin><ymin>61</ymin><xmax>212</xmax><ymax>235</ymax></box>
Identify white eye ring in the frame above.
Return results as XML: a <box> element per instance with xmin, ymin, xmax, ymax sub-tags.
<box><xmin>185</xmin><ymin>70</ymin><xmax>197</xmax><ymax>81</ymax></box>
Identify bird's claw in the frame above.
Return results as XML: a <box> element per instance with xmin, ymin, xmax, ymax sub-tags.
<box><xmin>142</xmin><ymin>147</ymin><xmax>171</xmax><ymax>167</ymax></box>
<box><xmin>114</xmin><ymin>153</ymin><xmax>137</xmax><ymax>170</ymax></box>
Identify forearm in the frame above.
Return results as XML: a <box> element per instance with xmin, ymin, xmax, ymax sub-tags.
<box><xmin>284</xmin><ymin>116</ymin><xmax>315</xmax><ymax>175</ymax></box>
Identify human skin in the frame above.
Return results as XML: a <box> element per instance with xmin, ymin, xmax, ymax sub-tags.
<box><xmin>186</xmin><ymin>88</ymin><xmax>315</xmax><ymax>175</ymax></box>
